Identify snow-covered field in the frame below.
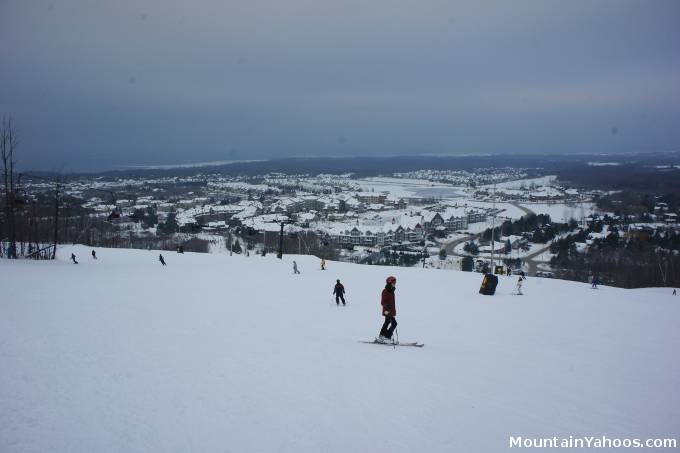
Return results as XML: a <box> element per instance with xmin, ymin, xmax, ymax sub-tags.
<box><xmin>354</xmin><ymin>177</ymin><xmax>466</xmax><ymax>199</ymax></box>
<box><xmin>524</xmin><ymin>202</ymin><xmax>599</xmax><ymax>223</ymax></box>
<box><xmin>1</xmin><ymin>246</ymin><xmax>679</xmax><ymax>452</ymax></box>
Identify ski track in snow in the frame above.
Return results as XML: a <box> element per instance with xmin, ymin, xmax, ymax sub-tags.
<box><xmin>1</xmin><ymin>246</ymin><xmax>679</xmax><ymax>452</ymax></box>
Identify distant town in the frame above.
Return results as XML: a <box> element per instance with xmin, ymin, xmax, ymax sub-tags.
<box><xmin>3</xmin><ymin>154</ymin><xmax>679</xmax><ymax>288</ymax></box>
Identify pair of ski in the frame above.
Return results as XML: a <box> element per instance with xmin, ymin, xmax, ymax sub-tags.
<box><xmin>359</xmin><ymin>338</ymin><xmax>424</xmax><ymax>348</ymax></box>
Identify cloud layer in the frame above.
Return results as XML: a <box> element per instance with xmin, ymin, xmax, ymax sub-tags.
<box><xmin>2</xmin><ymin>0</ymin><xmax>679</xmax><ymax>170</ymax></box>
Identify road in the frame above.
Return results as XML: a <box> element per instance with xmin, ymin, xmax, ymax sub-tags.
<box><xmin>521</xmin><ymin>243</ymin><xmax>552</xmax><ymax>276</ymax></box>
<box><xmin>440</xmin><ymin>202</ymin><xmax>549</xmax><ymax>275</ymax></box>
<box><xmin>507</xmin><ymin>203</ymin><xmax>554</xmax><ymax>275</ymax></box>
<box><xmin>508</xmin><ymin>201</ymin><xmax>534</xmax><ymax>217</ymax></box>
<box><xmin>442</xmin><ymin>201</ymin><xmax>535</xmax><ymax>257</ymax></box>
<box><xmin>443</xmin><ymin>234</ymin><xmax>476</xmax><ymax>257</ymax></box>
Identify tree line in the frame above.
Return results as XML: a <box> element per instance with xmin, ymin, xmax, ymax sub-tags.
<box><xmin>550</xmin><ymin>218</ymin><xmax>680</xmax><ymax>288</ymax></box>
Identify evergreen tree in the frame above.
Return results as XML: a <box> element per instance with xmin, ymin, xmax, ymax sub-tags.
<box><xmin>232</xmin><ymin>239</ymin><xmax>242</xmax><ymax>254</ymax></box>
<box><xmin>144</xmin><ymin>208</ymin><xmax>158</xmax><ymax>227</ymax></box>
<box><xmin>463</xmin><ymin>241</ymin><xmax>479</xmax><ymax>255</ymax></box>
<box><xmin>438</xmin><ymin>249</ymin><xmax>447</xmax><ymax>260</ymax></box>
<box><xmin>533</xmin><ymin>228</ymin><xmax>545</xmax><ymax>243</ymax></box>
<box><xmin>501</xmin><ymin>220</ymin><xmax>513</xmax><ymax>237</ymax></box>
<box><xmin>157</xmin><ymin>213</ymin><xmax>179</xmax><ymax>235</ymax></box>
<box><xmin>130</xmin><ymin>209</ymin><xmax>146</xmax><ymax>222</ymax></box>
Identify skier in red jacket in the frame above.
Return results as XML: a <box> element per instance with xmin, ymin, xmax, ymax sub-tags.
<box><xmin>378</xmin><ymin>276</ymin><xmax>398</xmax><ymax>343</ymax></box>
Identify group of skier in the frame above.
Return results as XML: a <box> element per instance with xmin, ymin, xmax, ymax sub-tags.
<box><xmin>331</xmin><ymin>274</ymin><xmax>398</xmax><ymax>344</ymax></box>
<box><xmin>291</xmin><ymin>258</ymin><xmax>328</xmax><ymax>274</ymax></box>
<box><xmin>70</xmin><ymin>249</ymin><xmax>98</xmax><ymax>264</ymax></box>
<box><xmin>71</xmin><ymin>249</ymin><xmax>672</xmax><ymax>346</ymax></box>
<box><xmin>323</xmin><ymin>262</ymin><xmax>536</xmax><ymax>343</ymax></box>
<box><xmin>69</xmin><ymin>249</ymin><xmax>176</xmax><ymax>266</ymax></box>
<box><xmin>290</xmin><ymin>255</ymin><xmax>397</xmax><ymax>342</ymax></box>
<box><xmin>335</xmin><ymin>274</ymin><xmax>398</xmax><ymax>344</ymax></box>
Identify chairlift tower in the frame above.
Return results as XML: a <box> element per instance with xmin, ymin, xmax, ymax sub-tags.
<box><xmin>580</xmin><ymin>193</ymin><xmax>587</xmax><ymax>229</ymax></box>
<box><xmin>228</xmin><ymin>227</ymin><xmax>232</xmax><ymax>256</ymax></box>
<box><xmin>266</xmin><ymin>217</ymin><xmax>292</xmax><ymax>259</ymax></box>
<box><xmin>278</xmin><ymin>221</ymin><xmax>285</xmax><ymax>259</ymax></box>
<box><xmin>490</xmin><ymin>182</ymin><xmax>496</xmax><ymax>271</ymax></box>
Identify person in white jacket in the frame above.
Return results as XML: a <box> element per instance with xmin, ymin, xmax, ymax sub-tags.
<box><xmin>515</xmin><ymin>274</ymin><xmax>526</xmax><ymax>295</ymax></box>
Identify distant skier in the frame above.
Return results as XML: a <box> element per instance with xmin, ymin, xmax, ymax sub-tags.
<box><xmin>591</xmin><ymin>275</ymin><xmax>600</xmax><ymax>289</ymax></box>
<box><xmin>159</xmin><ymin>254</ymin><xmax>166</xmax><ymax>266</ymax></box>
<box><xmin>293</xmin><ymin>261</ymin><xmax>300</xmax><ymax>274</ymax></box>
<box><xmin>515</xmin><ymin>274</ymin><xmax>526</xmax><ymax>295</ymax></box>
<box><xmin>333</xmin><ymin>279</ymin><xmax>346</xmax><ymax>306</ymax></box>
<box><xmin>70</xmin><ymin>253</ymin><xmax>78</xmax><ymax>264</ymax></box>
<box><xmin>506</xmin><ymin>267</ymin><xmax>512</xmax><ymax>277</ymax></box>
<box><xmin>321</xmin><ymin>258</ymin><xmax>326</xmax><ymax>270</ymax></box>
<box><xmin>91</xmin><ymin>250</ymin><xmax>97</xmax><ymax>260</ymax></box>
<box><xmin>378</xmin><ymin>276</ymin><xmax>398</xmax><ymax>343</ymax></box>
<box><xmin>673</xmin><ymin>288</ymin><xmax>677</xmax><ymax>296</ymax></box>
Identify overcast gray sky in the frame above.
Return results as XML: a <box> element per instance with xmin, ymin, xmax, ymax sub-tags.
<box><xmin>1</xmin><ymin>0</ymin><xmax>679</xmax><ymax>171</ymax></box>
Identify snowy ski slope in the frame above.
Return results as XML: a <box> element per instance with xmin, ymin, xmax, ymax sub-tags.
<box><xmin>1</xmin><ymin>245</ymin><xmax>679</xmax><ymax>452</ymax></box>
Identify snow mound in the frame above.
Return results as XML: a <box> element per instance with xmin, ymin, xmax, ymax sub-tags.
<box><xmin>1</xmin><ymin>246</ymin><xmax>679</xmax><ymax>452</ymax></box>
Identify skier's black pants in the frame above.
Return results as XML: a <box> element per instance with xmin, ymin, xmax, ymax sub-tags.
<box><xmin>335</xmin><ymin>294</ymin><xmax>345</xmax><ymax>305</ymax></box>
<box><xmin>380</xmin><ymin>316</ymin><xmax>397</xmax><ymax>338</ymax></box>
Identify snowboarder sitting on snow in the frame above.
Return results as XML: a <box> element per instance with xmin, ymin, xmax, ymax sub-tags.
<box><xmin>378</xmin><ymin>276</ymin><xmax>398</xmax><ymax>343</ymax></box>
<box><xmin>159</xmin><ymin>254</ymin><xmax>166</xmax><ymax>266</ymax></box>
<box><xmin>333</xmin><ymin>279</ymin><xmax>346</xmax><ymax>306</ymax></box>
<box><xmin>71</xmin><ymin>253</ymin><xmax>78</xmax><ymax>264</ymax></box>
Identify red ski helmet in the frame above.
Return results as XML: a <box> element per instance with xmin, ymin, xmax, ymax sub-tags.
<box><xmin>386</xmin><ymin>276</ymin><xmax>397</xmax><ymax>284</ymax></box>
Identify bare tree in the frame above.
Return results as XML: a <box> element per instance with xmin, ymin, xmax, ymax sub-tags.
<box><xmin>1</xmin><ymin>116</ymin><xmax>19</xmax><ymax>258</ymax></box>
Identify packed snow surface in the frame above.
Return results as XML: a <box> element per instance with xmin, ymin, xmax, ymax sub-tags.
<box><xmin>1</xmin><ymin>246</ymin><xmax>679</xmax><ymax>452</ymax></box>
